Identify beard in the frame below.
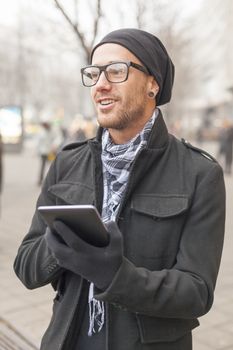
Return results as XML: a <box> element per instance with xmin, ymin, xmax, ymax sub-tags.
<box><xmin>97</xmin><ymin>85</ymin><xmax>148</xmax><ymax>130</ymax></box>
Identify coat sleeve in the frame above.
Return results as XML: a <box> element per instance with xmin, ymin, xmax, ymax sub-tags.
<box><xmin>95</xmin><ymin>163</ymin><xmax>226</xmax><ymax>319</ymax></box>
<box><xmin>13</xmin><ymin>158</ymin><xmax>63</xmax><ymax>290</ymax></box>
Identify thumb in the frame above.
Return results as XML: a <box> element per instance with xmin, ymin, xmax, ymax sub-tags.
<box><xmin>105</xmin><ymin>221</ymin><xmax>122</xmax><ymax>244</ymax></box>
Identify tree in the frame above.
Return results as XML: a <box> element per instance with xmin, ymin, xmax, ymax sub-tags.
<box><xmin>53</xmin><ymin>0</ymin><xmax>103</xmax><ymax>63</ymax></box>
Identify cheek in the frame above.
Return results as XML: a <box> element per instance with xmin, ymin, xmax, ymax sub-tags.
<box><xmin>128</xmin><ymin>84</ymin><xmax>147</xmax><ymax>103</ymax></box>
<box><xmin>129</xmin><ymin>76</ymin><xmax>147</xmax><ymax>94</ymax></box>
<box><xmin>90</xmin><ymin>88</ymin><xmax>95</xmax><ymax>101</ymax></box>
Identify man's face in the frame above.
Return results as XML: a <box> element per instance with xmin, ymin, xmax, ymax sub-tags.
<box><xmin>91</xmin><ymin>43</ymin><xmax>156</xmax><ymax>141</ymax></box>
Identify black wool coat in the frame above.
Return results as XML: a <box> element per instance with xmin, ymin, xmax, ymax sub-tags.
<box><xmin>14</xmin><ymin>111</ymin><xmax>225</xmax><ymax>350</ymax></box>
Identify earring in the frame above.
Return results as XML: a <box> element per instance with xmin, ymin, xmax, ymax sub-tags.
<box><xmin>148</xmin><ymin>91</ymin><xmax>155</xmax><ymax>98</ymax></box>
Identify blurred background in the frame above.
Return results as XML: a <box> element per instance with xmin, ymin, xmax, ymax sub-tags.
<box><xmin>0</xmin><ymin>1</ymin><xmax>233</xmax><ymax>349</ymax></box>
<box><xmin>0</xmin><ymin>0</ymin><xmax>232</xmax><ymax>151</ymax></box>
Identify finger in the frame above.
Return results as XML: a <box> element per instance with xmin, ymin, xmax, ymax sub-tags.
<box><xmin>45</xmin><ymin>229</ymin><xmax>70</xmax><ymax>258</ymax></box>
<box><xmin>53</xmin><ymin>220</ymin><xmax>80</xmax><ymax>247</ymax></box>
<box><xmin>105</xmin><ymin>220</ymin><xmax>120</xmax><ymax>232</ymax></box>
<box><xmin>105</xmin><ymin>221</ymin><xmax>122</xmax><ymax>244</ymax></box>
<box><xmin>53</xmin><ymin>220</ymin><xmax>97</xmax><ymax>253</ymax></box>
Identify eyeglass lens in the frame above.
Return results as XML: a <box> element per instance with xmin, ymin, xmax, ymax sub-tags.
<box><xmin>82</xmin><ymin>62</ymin><xmax>128</xmax><ymax>86</ymax></box>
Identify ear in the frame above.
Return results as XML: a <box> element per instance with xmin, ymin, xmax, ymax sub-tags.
<box><xmin>147</xmin><ymin>77</ymin><xmax>159</xmax><ymax>97</ymax></box>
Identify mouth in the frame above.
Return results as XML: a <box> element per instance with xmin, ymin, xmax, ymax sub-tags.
<box><xmin>96</xmin><ymin>97</ymin><xmax>117</xmax><ymax>110</ymax></box>
<box><xmin>99</xmin><ymin>99</ymin><xmax>115</xmax><ymax>106</ymax></box>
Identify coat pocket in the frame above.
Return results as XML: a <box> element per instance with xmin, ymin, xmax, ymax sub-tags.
<box><xmin>127</xmin><ymin>194</ymin><xmax>190</xmax><ymax>267</ymax></box>
<box><xmin>131</xmin><ymin>193</ymin><xmax>189</xmax><ymax>219</ymax></box>
<box><xmin>48</xmin><ymin>182</ymin><xmax>94</xmax><ymax>205</ymax></box>
<box><xmin>136</xmin><ymin>314</ymin><xmax>199</xmax><ymax>344</ymax></box>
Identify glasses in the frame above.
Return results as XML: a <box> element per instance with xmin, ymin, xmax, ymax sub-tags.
<box><xmin>81</xmin><ymin>61</ymin><xmax>149</xmax><ymax>87</ymax></box>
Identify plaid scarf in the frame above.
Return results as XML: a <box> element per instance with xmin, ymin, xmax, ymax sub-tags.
<box><xmin>88</xmin><ymin>109</ymin><xmax>158</xmax><ymax>337</ymax></box>
<box><xmin>101</xmin><ymin>110</ymin><xmax>158</xmax><ymax>222</ymax></box>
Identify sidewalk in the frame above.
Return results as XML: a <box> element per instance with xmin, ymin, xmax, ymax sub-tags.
<box><xmin>0</xmin><ymin>144</ymin><xmax>53</xmax><ymax>348</ymax></box>
<box><xmin>0</xmin><ymin>141</ymin><xmax>233</xmax><ymax>349</ymax></box>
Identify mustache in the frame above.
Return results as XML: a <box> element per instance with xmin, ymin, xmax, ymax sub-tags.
<box><xmin>95</xmin><ymin>94</ymin><xmax>120</xmax><ymax>100</ymax></box>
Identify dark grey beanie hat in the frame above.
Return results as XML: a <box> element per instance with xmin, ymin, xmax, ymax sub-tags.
<box><xmin>91</xmin><ymin>28</ymin><xmax>175</xmax><ymax>106</ymax></box>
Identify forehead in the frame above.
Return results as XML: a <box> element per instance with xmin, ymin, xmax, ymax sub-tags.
<box><xmin>91</xmin><ymin>43</ymin><xmax>141</xmax><ymax>65</ymax></box>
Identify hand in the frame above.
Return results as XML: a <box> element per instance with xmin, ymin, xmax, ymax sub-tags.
<box><xmin>45</xmin><ymin>220</ymin><xmax>123</xmax><ymax>290</ymax></box>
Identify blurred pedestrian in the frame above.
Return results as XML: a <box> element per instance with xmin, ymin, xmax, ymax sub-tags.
<box><xmin>196</xmin><ymin>126</ymin><xmax>204</xmax><ymax>145</ymax></box>
<box><xmin>67</xmin><ymin>115</ymin><xmax>87</xmax><ymax>143</ymax></box>
<box><xmin>14</xmin><ymin>28</ymin><xmax>225</xmax><ymax>350</ymax></box>
<box><xmin>218</xmin><ymin>119</ymin><xmax>233</xmax><ymax>174</ymax></box>
<box><xmin>71</xmin><ymin>126</ymin><xmax>87</xmax><ymax>142</ymax></box>
<box><xmin>37</xmin><ymin>121</ymin><xmax>56</xmax><ymax>185</ymax></box>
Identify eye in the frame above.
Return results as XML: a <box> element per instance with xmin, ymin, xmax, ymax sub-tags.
<box><xmin>90</xmin><ymin>69</ymin><xmax>99</xmax><ymax>80</ymax></box>
<box><xmin>84</xmin><ymin>71</ymin><xmax>92</xmax><ymax>79</ymax></box>
<box><xmin>107</xmin><ymin>63</ymin><xmax>127</xmax><ymax>77</ymax></box>
<box><xmin>111</xmin><ymin>68</ymin><xmax>122</xmax><ymax>75</ymax></box>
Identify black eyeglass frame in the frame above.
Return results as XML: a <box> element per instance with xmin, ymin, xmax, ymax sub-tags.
<box><xmin>80</xmin><ymin>61</ymin><xmax>149</xmax><ymax>87</ymax></box>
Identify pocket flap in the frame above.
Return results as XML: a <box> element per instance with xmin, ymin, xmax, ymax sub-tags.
<box><xmin>48</xmin><ymin>182</ymin><xmax>94</xmax><ymax>205</ymax></box>
<box><xmin>136</xmin><ymin>314</ymin><xmax>199</xmax><ymax>343</ymax></box>
<box><xmin>131</xmin><ymin>194</ymin><xmax>189</xmax><ymax>218</ymax></box>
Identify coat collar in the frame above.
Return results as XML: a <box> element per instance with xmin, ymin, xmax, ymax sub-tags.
<box><xmin>147</xmin><ymin>109</ymin><xmax>169</xmax><ymax>150</ymax></box>
<box><xmin>91</xmin><ymin>110</ymin><xmax>170</xmax><ymax>216</ymax></box>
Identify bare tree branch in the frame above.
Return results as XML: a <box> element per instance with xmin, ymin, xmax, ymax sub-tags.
<box><xmin>135</xmin><ymin>0</ymin><xmax>147</xmax><ymax>29</ymax></box>
<box><xmin>53</xmin><ymin>0</ymin><xmax>102</xmax><ymax>62</ymax></box>
<box><xmin>74</xmin><ymin>0</ymin><xmax>78</xmax><ymax>27</ymax></box>
<box><xmin>90</xmin><ymin>0</ymin><xmax>102</xmax><ymax>48</ymax></box>
<box><xmin>53</xmin><ymin>0</ymin><xmax>91</xmax><ymax>61</ymax></box>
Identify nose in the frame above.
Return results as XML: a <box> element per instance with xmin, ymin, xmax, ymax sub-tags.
<box><xmin>94</xmin><ymin>71</ymin><xmax>112</xmax><ymax>91</ymax></box>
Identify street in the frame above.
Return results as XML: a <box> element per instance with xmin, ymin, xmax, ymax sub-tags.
<box><xmin>0</xmin><ymin>141</ymin><xmax>233</xmax><ymax>349</ymax></box>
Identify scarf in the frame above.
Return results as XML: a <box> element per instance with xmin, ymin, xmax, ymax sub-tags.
<box><xmin>101</xmin><ymin>110</ymin><xmax>158</xmax><ymax>222</ymax></box>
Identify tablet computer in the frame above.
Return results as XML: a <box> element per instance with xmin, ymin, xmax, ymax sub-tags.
<box><xmin>38</xmin><ymin>204</ymin><xmax>109</xmax><ymax>247</ymax></box>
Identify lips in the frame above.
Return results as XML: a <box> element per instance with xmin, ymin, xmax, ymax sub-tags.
<box><xmin>100</xmin><ymin>99</ymin><xmax>115</xmax><ymax>106</ymax></box>
<box><xmin>96</xmin><ymin>96</ymin><xmax>117</xmax><ymax>110</ymax></box>
<box><xmin>97</xmin><ymin>96</ymin><xmax>116</xmax><ymax>103</ymax></box>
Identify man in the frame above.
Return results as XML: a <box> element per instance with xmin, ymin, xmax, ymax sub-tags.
<box><xmin>14</xmin><ymin>28</ymin><xmax>225</xmax><ymax>350</ymax></box>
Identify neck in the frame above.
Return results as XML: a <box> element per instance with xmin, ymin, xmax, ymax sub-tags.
<box><xmin>109</xmin><ymin>109</ymin><xmax>156</xmax><ymax>145</ymax></box>
<box><xmin>108</xmin><ymin>128</ymin><xmax>141</xmax><ymax>144</ymax></box>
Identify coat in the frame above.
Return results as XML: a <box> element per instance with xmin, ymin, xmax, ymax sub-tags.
<box><xmin>14</xmin><ymin>111</ymin><xmax>226</xmax><ymax>350</ymax></box>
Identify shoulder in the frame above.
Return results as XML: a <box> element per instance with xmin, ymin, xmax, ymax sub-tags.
<box><xmin>180</xmin><ymin>138</ymin><xmax>218</xmax><ymax>163</ymax></box>
<box><xmin>169</xmin><ymin>136</ymin><xmax>224</xmax><ymax>181</ymax></box>
<box><xmin>61</xmin><ymin>140</ymin><xmax>89</xmax><ymax>151</ymax></box>
<box><xmin>54</xmin><ymin>140</ymin><xmax>91</xmax><ymax>168</ymax></box>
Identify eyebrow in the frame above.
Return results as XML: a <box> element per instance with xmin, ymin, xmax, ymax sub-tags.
<box><xmin>91</xmin><ymin>60</ymin><xmax>127</xmax><ymax>66</ymax></box>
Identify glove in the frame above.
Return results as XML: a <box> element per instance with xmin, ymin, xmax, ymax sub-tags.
<box><xmin>45</xmin><ymin>220</ymin><xmax>123</xmax><ymax>290</ymax></box>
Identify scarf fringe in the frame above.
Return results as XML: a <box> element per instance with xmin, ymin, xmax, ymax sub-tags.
<box><xmin>88</xmin><ymin>283</ymin><xmax>105</xmax><ymax>336</ymax></box>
